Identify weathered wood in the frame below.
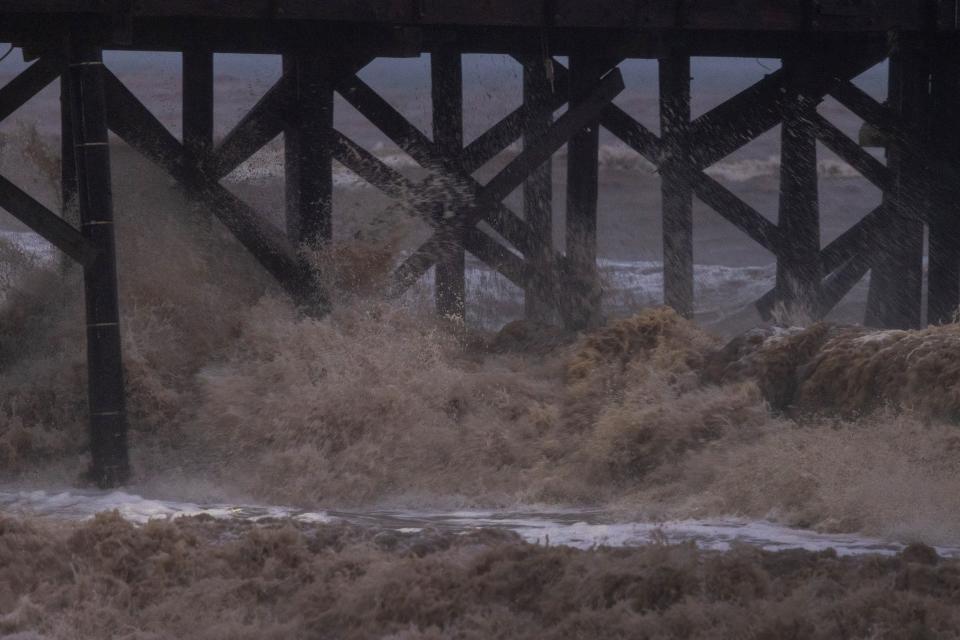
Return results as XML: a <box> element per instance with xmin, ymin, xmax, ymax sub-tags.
<box><xmin>521</xmin><ymin>54</ymin><xmax>555</xmax><ymax>321</ymax></box>
<box><xmin>182</xmin><ymin>49</ymin><xmax>214</xmax><ymax>163</ymax></box>
<box><xmin>564</xmin><ymin>54</ymin><xmax>608</xmax><ymax>330</ymax></box>
<box><xmin>865</xmin><ymin>49</ymin><xmax>926</xmax><ymax>329</ymax></box>
<box><xmin>0</xmin><ymin>173</ymin><xmax>95</xmax><ymax>265</ymax></box>
<box><xmin>68</xmin><ymin>39</ymin><xmax>129</xmax><ymax>488</ymax></box>
<box><xmin>431</xmin><ymin>48</ymin><xmax>466</xmax><ymax>318</ymax></box>
<box><xmin>0</xmin><ymin>53</ymin><xmax>63</xmax><ymax>123</ymax></box>
<box><xmin>102</xmin><ymin>67</ymin><xmax>317</xmax><ymax>305</ymax></box>
<box><xmin>284</xmin><ymin>52</ymin><xmax>334</xmax><ymax>247</ymax></box>
<box><xmin>659</xmin><ymin>51</ymin><xmax>693</xmax><ymax>319</ymax></box>
<box><xmin>775</xmin><ymin>57</ymin><xmax>821</xmax><ymax>315</ymax></box>
<box><xmin>392</xmin><ymin>67</ymin><xmax>625</xmax><ymax>296</ymax></box>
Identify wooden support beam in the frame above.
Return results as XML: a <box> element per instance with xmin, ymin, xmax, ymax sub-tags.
<box><xmin>67</xmin><ymin>39</ymin><xmax>129</xmax><ymax>488</ymax></box>
<box><xmin>659</xmin><ymin>51</ymin><xmax>694</xmax><ymax>319</ymax></box>
<box><xmin>521</xmin><ymin>54</ymin><xmax>555</xmax><ymax>321</ymax></box>
<box><xmin>101</xmin><ymin>68</ymin><xmax>317</xmax><ymax>305</ymax></box>
<box><xmin>0</xmin><ymin>53</ymin><xmax>62</xmax><ymax>124</ymax></box>
<box><xmin>775</xmin><ymin>57</ymin><xmax>821</xmax><ymax>315</ymax></box>
<box><xmin>865</xmin><ymin>49</ymin><xmax>926</xmax><ymax>329</ymax></box>
<box><xmin>284</xmin><ymin>52</ymin><xmax>334</xmax><ymax>248</ymax></box>
<box><xmin>564</xmin><ymin>54</ymin><xmax>608</xmax><ymax>330</ymax></box>
<box><xmin>431</xmin><ymin>48</ymin><xmax>466</xmax><ymax>319</ymax></box>
<box><xmin>927</xmin><ymin>45</ymin><xmax>960</xmax><ymax>324</ymax></box>
<box><xmin>182</xmin><ymin>49</ymin><xmax>214</xmax><ymax>164</ymax></box>
<box><xmin>391</xmin><ymin>68</ymin><xmax>625</xmax><ymax>300</ymax></box>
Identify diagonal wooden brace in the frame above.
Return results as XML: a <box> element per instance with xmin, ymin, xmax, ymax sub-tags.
<box><xmin>593</xmin><ymin>95</ymin><xmax>784</xmax><ymax>254</ymax></box>
<box><xmin>332</xmin><ymin>131</ymin><xmax>531</xmax><ymax>289</ymax></box>
<box><xmin>208</xmin><ymin>75</ymin><xmax>291</xmax><ymax>180</ymax></box>
<box><xmin>336</xmin><ymin>73</ymin><xmax>541</xmax><ymax>258</ymax></box>
<box><xmin>754</xmin><ymin>202</ymin><xmax>891</xmax><ymax>319</ymax></box>
<box><xmin>391</xmin><ymin>68</ymin><xmax>626</xmax><ymax>294</ymax></box>
<box><xmin>101</xmin><ymin>69</ymin><xmax>318</xmax><ymax>306</ymax></box>
<box><xmin>0</xmin><ymin>53</ymin><xmax>63</xmax><ymax>123</ymax></box>
<box><xmin>809</xmin><ymin>112</ymin><xmax>892</xmax><ymax>192</ymax></box>
<box><xmin>0</xmin><ymin>173</ymin><xmax>97</xmax><ymax>266</ymax></box>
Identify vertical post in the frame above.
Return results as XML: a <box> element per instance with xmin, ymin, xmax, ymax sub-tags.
<box><xmin>865</xmin><ymin>47</ymin><xmax>926</xmax><ymax>329</ymax></box>
<box><xmin>283</xmin><ymin>52</ymin><xmax>334</xmax><ymax>248</ymax></box>
<box><xmin>431</xmin><ymin>49</ymin><xmax>466</xmax><ymax>319</ymax></box>
<box><xmin>927</xmin><ymin>43</ymin><xmax>960</xmax><ymax>324</ymax></box>
<box><xmin>68</xmin><ymin>37</ymin><xmax>130</xmax><ymax>487</ymax></box>
<box><xmin>522</xmin><ymin>54</ymin><xmax>554</xmax><ymax>322</ymax></box>
<box><xmin>182</xmin><ymin>49</ymin><xmax>214</xmax><ymax>166</ymax></box>
<box><xmin>776</xmin><ymin>55</ymin><xmax>822</xmax><ymax>317</ymax></box>
<box><xmin>60</xmin><ymin>74</ymin><xmax>78</xmax><ymax>225</ymax></box>
<box><xmin>659</xmin><ymin>51</ymin><xmax>694</xmax><ymax>319</ymax></box>
<box><xmin>564</xmin><ymin>54</ymin><xmax>606</xmax><ymax>330</ymax></box>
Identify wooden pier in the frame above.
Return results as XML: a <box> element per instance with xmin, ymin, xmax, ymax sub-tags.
<box><xmin>1</xmin><ymin>1</ymin><xmax>959</xmax><ymax>485</ymax></box>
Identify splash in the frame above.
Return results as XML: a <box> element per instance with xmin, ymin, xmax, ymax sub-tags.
<box><xmin>1</xmin><ymin>140</ymin><xmax>959</xmax><ymax>550</ymax></box>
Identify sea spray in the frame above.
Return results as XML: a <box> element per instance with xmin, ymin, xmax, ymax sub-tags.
<box><xmin>1</xmin><ymin>141</ymin><xmax>960</xmax><ymax>546</ymax></box>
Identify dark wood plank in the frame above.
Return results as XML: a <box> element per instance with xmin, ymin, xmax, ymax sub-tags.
<box><xmin>182</xmin><ymin>49</ymin><xmax>214</xmax><ymax>162</ymax></box>
<box><xmin>68</xmin><ymin>40</ymin><xmax>129</xmax><ymax>488</ymax></box>
<box><xmin>431</xmin><ymin>48</ymin><xmax>466</xmax><ymax>317</ymax></box>
<box><xmin>775</xmin><ymin>57</ymin><xmax>821</xmax><ymax>313</ymax></box>
<box><xmin>865</xmin><ymin>48</ymin><xmax>925</xmax><ymax>329</ymax></box>
<box><xmin>0</xmin><ymin>54</ymin><xmax>63</xmax><ymax>123</ymax></box>
<box><xmin>521</xmin><ymin>54</ymin><xmax>555</xmax><ymax>321</ymax></box>
<box><xmin>284</xmin><ymin>52</ymin><xmax>334</xmax><ymax>247</ymax></box>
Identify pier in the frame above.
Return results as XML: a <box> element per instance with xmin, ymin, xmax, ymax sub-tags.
<box><xmin>0</xmin><ymin>1</ymin><xmax>958</xmax><ymax>485</ymax></box>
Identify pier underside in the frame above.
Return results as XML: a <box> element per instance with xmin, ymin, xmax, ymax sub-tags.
<box><xmin>2</xmin><ymin>1</ymin><xmax>960</xmax><ymax>484</ymax></box>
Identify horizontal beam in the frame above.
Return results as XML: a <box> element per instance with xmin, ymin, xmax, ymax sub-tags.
<box><xmin>208</xmin><ymin>76</ymin><xmax>289</xmax><ymax>179</ymax></box>
<box><xmin>0</xmin><ymin>173</ymin><xmax>97</xmax><ymax>266</ymax></box>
